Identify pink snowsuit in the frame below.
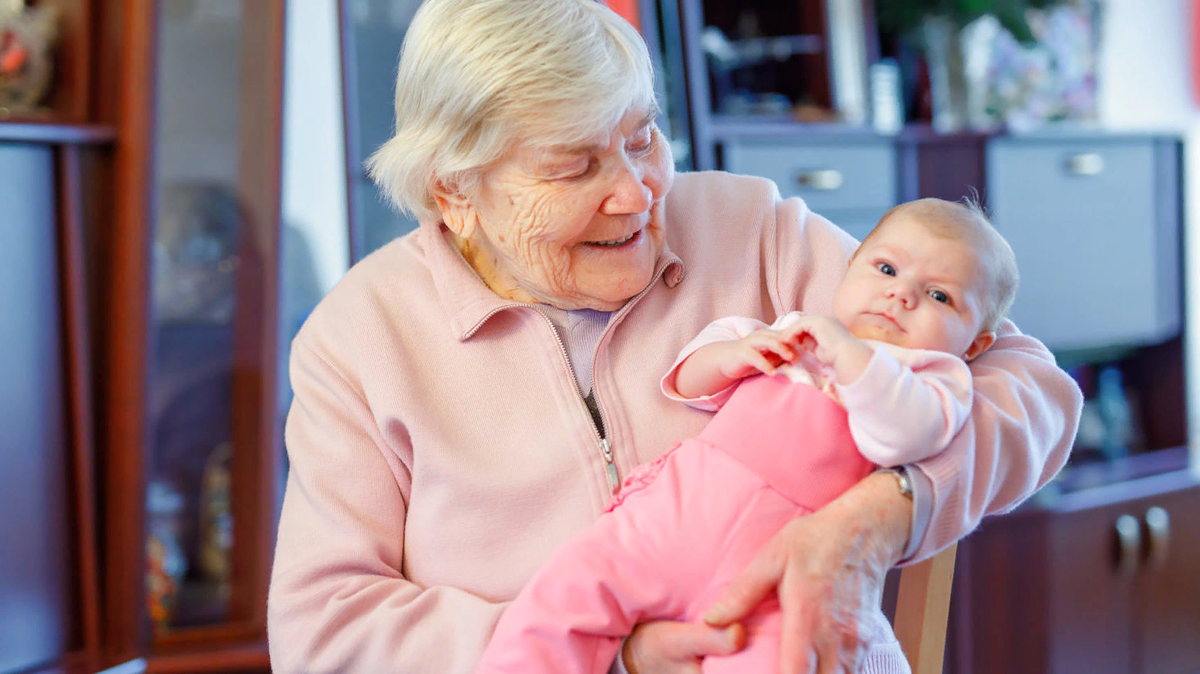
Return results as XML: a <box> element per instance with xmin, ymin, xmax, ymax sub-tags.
<box><xmin>477</xmin><ymin>373</ymin><xmax>889</xmax><ymax>673</ymax></box>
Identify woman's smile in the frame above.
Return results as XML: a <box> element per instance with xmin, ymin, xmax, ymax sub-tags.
<box><xmin>585</xmin><ymin>228</ymin><xmax>642</xmax><ymax>249</ymax></box>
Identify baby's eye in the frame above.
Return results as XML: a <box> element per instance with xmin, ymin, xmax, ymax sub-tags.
<box><xmin>876</xmin><ymin>262</ymin><xmax>896</xmax><ymax>276</ymax></box>
<box><xmin>929</xmin><ymin>289</ymin><xmax>950</xmax><ymax>304</ymax></box>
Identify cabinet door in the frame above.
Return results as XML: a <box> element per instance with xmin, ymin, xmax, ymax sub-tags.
<box><xmin>1135</xmin><ymin>485</ymin><xmax>1200</xmax><ymax>673</ymax></box>
<box><xmin>987</xmin><ymin>137</ymin><xmax>1179</xmax><ymax>351</ymax></box>
<box><xmin>1047</xmin><ymin>502</ymin><xmax>1139</xmax><ymax>673</ymax></box>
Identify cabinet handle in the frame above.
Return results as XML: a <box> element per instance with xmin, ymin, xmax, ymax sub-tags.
<box><xmin>1065</xmin><ymin>153</ymin><xmax>1104</xmax><ymax>176</ymax></box>
<box><xmin>1145</xmin><ymin>506</ymin><xmax>1170</xmax><ymax>570</ymax></box>
<box><xmin>1115</xmin><ymin>514</ymin><xmax>1141</xmax><ymax>577</ymax></box>
<box><xmin>796</xmin><ymin>169</ymin><xmax>844</xmax><ymax>191</ymax></box>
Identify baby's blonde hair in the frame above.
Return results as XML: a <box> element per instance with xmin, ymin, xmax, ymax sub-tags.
<box><xmin>855</xmin><ymin>197</ymin><xmax>1019</xmax><ymax>331</ymax></box>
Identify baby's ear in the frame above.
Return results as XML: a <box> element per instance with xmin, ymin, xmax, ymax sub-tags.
<box><xmin>963</xmin><ymin>330</ymin><xmax>996</xmax><ymax>362</ymax></box>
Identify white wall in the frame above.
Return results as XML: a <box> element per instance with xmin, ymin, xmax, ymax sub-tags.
<box><xmin>1095</xmin><ymin>0</ymin><xmax>1200</xmax><ymax>469</ymax></box>
<box><xmin>282</xmin><ymin>0</ymin><xmax>350</xmax><ymax>296</ymax></box>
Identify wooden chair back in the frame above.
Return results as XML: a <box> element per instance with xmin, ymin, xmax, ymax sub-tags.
<box><xmin>893</xmin><ymin>542</ymin><xmax>958</xmax><ymax>674</ymax></box>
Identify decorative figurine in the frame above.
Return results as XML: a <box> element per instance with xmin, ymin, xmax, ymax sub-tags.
<box><xmin>0</xmin><ymin>2</ymin><xmax>58</xmax><ymax>113</ymax></box>
<box><xmin>199</xmin><ymin>441</ymin><xmax>233</xmax><ymax>587</ymax></box>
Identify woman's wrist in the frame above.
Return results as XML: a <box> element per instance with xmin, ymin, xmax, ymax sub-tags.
<box><xmin>830</xmin><ymin>471</ymin><xmax>914</xmax><ymax>568</ymax></box>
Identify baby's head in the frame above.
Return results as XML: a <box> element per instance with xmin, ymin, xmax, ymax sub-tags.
<box><xmin>832</xmin><ymin>197</ymin><xmax>1018</xmax><ymax>361</ymax></box>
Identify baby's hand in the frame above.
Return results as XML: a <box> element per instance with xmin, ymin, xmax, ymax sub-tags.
<box><xmin>715</xmin><ymin>328</ymin><xmax>802</xmax><ymax>379</ymax></box>
<box><xmin>779</xmin><ymin>315</ymin><xmax>855</xmax><ymax>369</ymax></box>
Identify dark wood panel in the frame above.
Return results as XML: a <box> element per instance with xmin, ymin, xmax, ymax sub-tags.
<box><xmin>100</xmin><ymin>0</ymin><xmax>159</xmax><ymax>664</ymax></box>
<box><xmin>896</xmin><ymin>131</ymin><xmax>989</xmax><ymax>205</ymax></box>
<box><xmin>1046</xmin><ymin>500</ymin><xmax>1137</xmax><ymax>673</ymax></box>
<box><xmin>1135</xmin><ymin>485</ymin><xmax>1200</xmax><ymax>673</ymax></box>
<box><xmin>954</xmin><ymin>514</ymin><xmax>1055</xmax><ymax>674</ymax></box>
<box><xmin>0</xmin><ymin>144</ymin><xmax>74</xmax><ymax>674</ymax></box>
<box><xmin>54</xmin><ymin>143</ymin><xmax>101</xmax><ymax>673</ymax></box>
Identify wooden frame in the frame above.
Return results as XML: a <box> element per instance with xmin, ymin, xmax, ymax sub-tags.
<box><xmin>895</xmin><ymin>542</ymin><xmax>958</xmax><ymax>674</ymax></box>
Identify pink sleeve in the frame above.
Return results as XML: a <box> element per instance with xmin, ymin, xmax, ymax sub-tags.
<box><xmin>659</xmin><ymin>313</ymin><xmax>800</xmax><ymax>410</ymax></box>
<box><xmin>836</xmin><ymin>347</ymin><xmax>973</xmax><ymax>467</ymax></box>
<box><xmin>267</xmin><ymin>340</ymin><xmax>505</xmax><ymax>674</ymax></box>
<box><xmin>907</xmin><ymin>323</ymin><xmax>1083</xmax><ymax>561</ymax></box>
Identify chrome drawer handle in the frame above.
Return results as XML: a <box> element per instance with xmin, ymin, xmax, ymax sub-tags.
<box><xmin>796</xmin><ymin>169</ymin><xmax>844</xmax><ymax>191</ymax></box>
<box><xmin>1065</xmin><ymin>153</ymin><xmax>1104</xmax><ymax>176</ymax></box>
<box><xmin>1115</xmin><ymin>513</ymin><xmax>1141</xmax><ymax>577</ymax></box>
<box><xmin>1145</xmin><ymin>506</ymin><xmax>1170</xmax><ymax>570</ymax></box>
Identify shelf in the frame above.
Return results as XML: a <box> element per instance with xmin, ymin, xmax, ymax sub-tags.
<box><xmin>708</xmin><ymin>118</ymin><xmax>1002</xmax><ymax>144</ymax></box>
<box><xmin>1017</xmin><ymin>446</ymin><xmax>1195</xmax><ymax>516</ymax></box>
<box><xmin>0</xmin><ymin>121</ymin><xmax>116</xmax><ymax>145</ymax></box>
<box><xmin>146</xmin><ymin>641</ymin><xmax>269</xmax><ymax>674</ymax></box>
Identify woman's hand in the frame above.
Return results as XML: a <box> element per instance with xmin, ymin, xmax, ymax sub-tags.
<box><xmin>702</xmin><ymin>472</ymin><xmax>912</xmax><ymax>674</ymax></box>
<box><xmin>622</xmin><ymin>620</ymin><xmax>746</xmax><ymax>673</ymax></box>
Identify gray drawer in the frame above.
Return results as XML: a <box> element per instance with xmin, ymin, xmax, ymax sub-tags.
<box><xmin>721</xmin><ymin>139</ymin><xmax>898</xmax><ymax>215</ymax></box>
<box><xmin>987</xmin><ymin>137</ymin><xmax>1179</xmax><ymax>350</ymax></box>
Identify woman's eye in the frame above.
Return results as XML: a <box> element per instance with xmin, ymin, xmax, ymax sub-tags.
<box><xmin>560</xmin><ymin>160</ymin><xmax>595</xmax><ymax>180</ymax></box>
<box><xmin>929</xmin><ymin>289</ymin><xmax>950</xmax><ymax>304</ymax></box>
<box><xmin>876</xmin><ymin>262</ymin><xmax>896</xmax><ymax>276</ymax></box>
<box><xmin>628</xmin><ymin>128</ymin><xmax>654</xmax><ymax>153</ymax></box>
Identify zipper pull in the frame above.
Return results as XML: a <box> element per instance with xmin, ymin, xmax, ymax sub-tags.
<box><xmin>599</xmin><ymin>438</ymin><xmax>619</xmax><ymax>494</ymax></box>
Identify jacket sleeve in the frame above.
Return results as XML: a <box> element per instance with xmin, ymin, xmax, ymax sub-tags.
<box><xmin>907</xmin><ymin>323</ymin><xmax>1083</xmax><ymax>560</ymax></box>
<box><xmin>835</xmin><ymin>348</ymin><xmax>973</xmax><ymax>467</ymax></box>
<box><xmin>267</xmin><ymin>338</ymin><xmax>505</xmax><ymax>674</ymax></box>
<box><xmin>659</xmin><ymin>313</ymin><xmax>798</xmax><ymax>410</ymax></box>
<box><xmin>771</xmin><ymin>193</ymin><xmax>1083</xmax><ymax>564</ymax></box>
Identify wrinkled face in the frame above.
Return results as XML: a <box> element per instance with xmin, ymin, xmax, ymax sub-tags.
<box><xmin>832</xmin><ymin>215</ymin><xmax>989</xmax><ymax>358</ymax></box>
<box><xmin>438</xmin><ymin>107</ymin><xmax>674</xmax><ymax>311</ymax></box>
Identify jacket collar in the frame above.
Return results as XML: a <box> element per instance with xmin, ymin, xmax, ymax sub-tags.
<box><xmin>421</xmin><ymin>219</ymin><xmax>684</xmax><ymax>341</ymax></box>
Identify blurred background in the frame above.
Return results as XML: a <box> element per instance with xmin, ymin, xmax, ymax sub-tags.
<box><xmin>1</xmin><ymin>0</ymin><xmax>1199</xmax><ymax>672</ymax></box>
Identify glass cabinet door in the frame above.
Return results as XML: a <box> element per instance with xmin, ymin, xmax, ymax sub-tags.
<box><xmin>145</xmin><ymin>0</ymin><xmax>283</xmax><ymax>643</ymax></box>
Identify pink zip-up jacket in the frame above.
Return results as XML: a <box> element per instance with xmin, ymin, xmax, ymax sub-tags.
<box><xmin>267</xmin><ymin>171</ymin><xmax>1082</xmax><ymax>674</ymax></box>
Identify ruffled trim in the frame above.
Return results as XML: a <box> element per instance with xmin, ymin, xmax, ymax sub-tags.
<box><xmin>603</xmin><ymin>443</ymin><xmax>680</xmax><ymax>512</ymax></box>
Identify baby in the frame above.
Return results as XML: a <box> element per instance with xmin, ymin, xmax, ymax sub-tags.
<box><xmin>476</xmin><ymin>198</ymin><xmax>1019</xmax><ymax>674</ymax></box>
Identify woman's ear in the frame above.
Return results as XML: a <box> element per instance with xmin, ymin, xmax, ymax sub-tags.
<box><xmin>963</xmin><ymin>330</ymin><xmax>996</xmax><ymax>362</ymax></box>
<box><xmin>432</xmin><ymin>178</ymin><xmax>476</xmax><ymax>239</ymax></box>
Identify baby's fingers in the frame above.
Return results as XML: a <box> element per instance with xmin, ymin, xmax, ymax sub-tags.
<box><xmin>749</xmin><ymin>334</ymin><xmax>797</xmax><ymax>363</ymax></box>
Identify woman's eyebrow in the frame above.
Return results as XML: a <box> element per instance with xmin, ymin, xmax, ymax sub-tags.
<box><xmin>542</xmin><ymin>111</ymin><xmax>660</xmax><ymax>156</ymax></box>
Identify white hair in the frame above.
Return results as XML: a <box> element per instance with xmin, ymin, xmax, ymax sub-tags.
<box><xmin>367</xmin><ymin>0</ymin><xmax>658</xmax><ymax>222</ymax></box>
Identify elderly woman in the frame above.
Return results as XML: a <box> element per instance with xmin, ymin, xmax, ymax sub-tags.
<box><xmin>266</xmin><ymin>1</ymin><xmax>1081</xmax><ymax>673</ymax></box>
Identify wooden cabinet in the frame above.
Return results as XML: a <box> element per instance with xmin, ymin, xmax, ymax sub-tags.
<box><xmin>948</xmin><ymin>467</ymin><xmax>1200</xmax><ymax>674</ymax></box>
<box><xmin>0</xmin><ymin>1</ymin><xmax>287</xmax><ymax>673</ymax></box>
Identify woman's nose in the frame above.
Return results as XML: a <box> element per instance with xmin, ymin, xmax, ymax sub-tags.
<box><xmin>602</xmin><ymin>160</ymin><xmax>653</xmax><ymax>214</ymax></box>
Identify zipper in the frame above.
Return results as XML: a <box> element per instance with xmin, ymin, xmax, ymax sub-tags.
<box><xmin>460</xmin><ymin>257</ymin><xmax>679</xmax><ymax>497</ymax></box>
<box><xmin>599</xmin><ymin>438</ymin><xmax>619</xmax><ymax>493</ymax></box>
<box><xmin>539</xmin><ymin>312</ymin><xmax>620</xmax><ymax>495</ymax></box>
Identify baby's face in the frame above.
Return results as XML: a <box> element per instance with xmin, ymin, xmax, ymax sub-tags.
<box><xmin>832</xmin><ymin>214</ymin><xmax>990</xmax><ymax>359</ymax></box>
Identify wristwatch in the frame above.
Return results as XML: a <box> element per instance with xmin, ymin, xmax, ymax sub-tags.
<box><xmin>873</xmin><ymin>467</ymin><xmax>913</xmax><ymax>500</ymax></box>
